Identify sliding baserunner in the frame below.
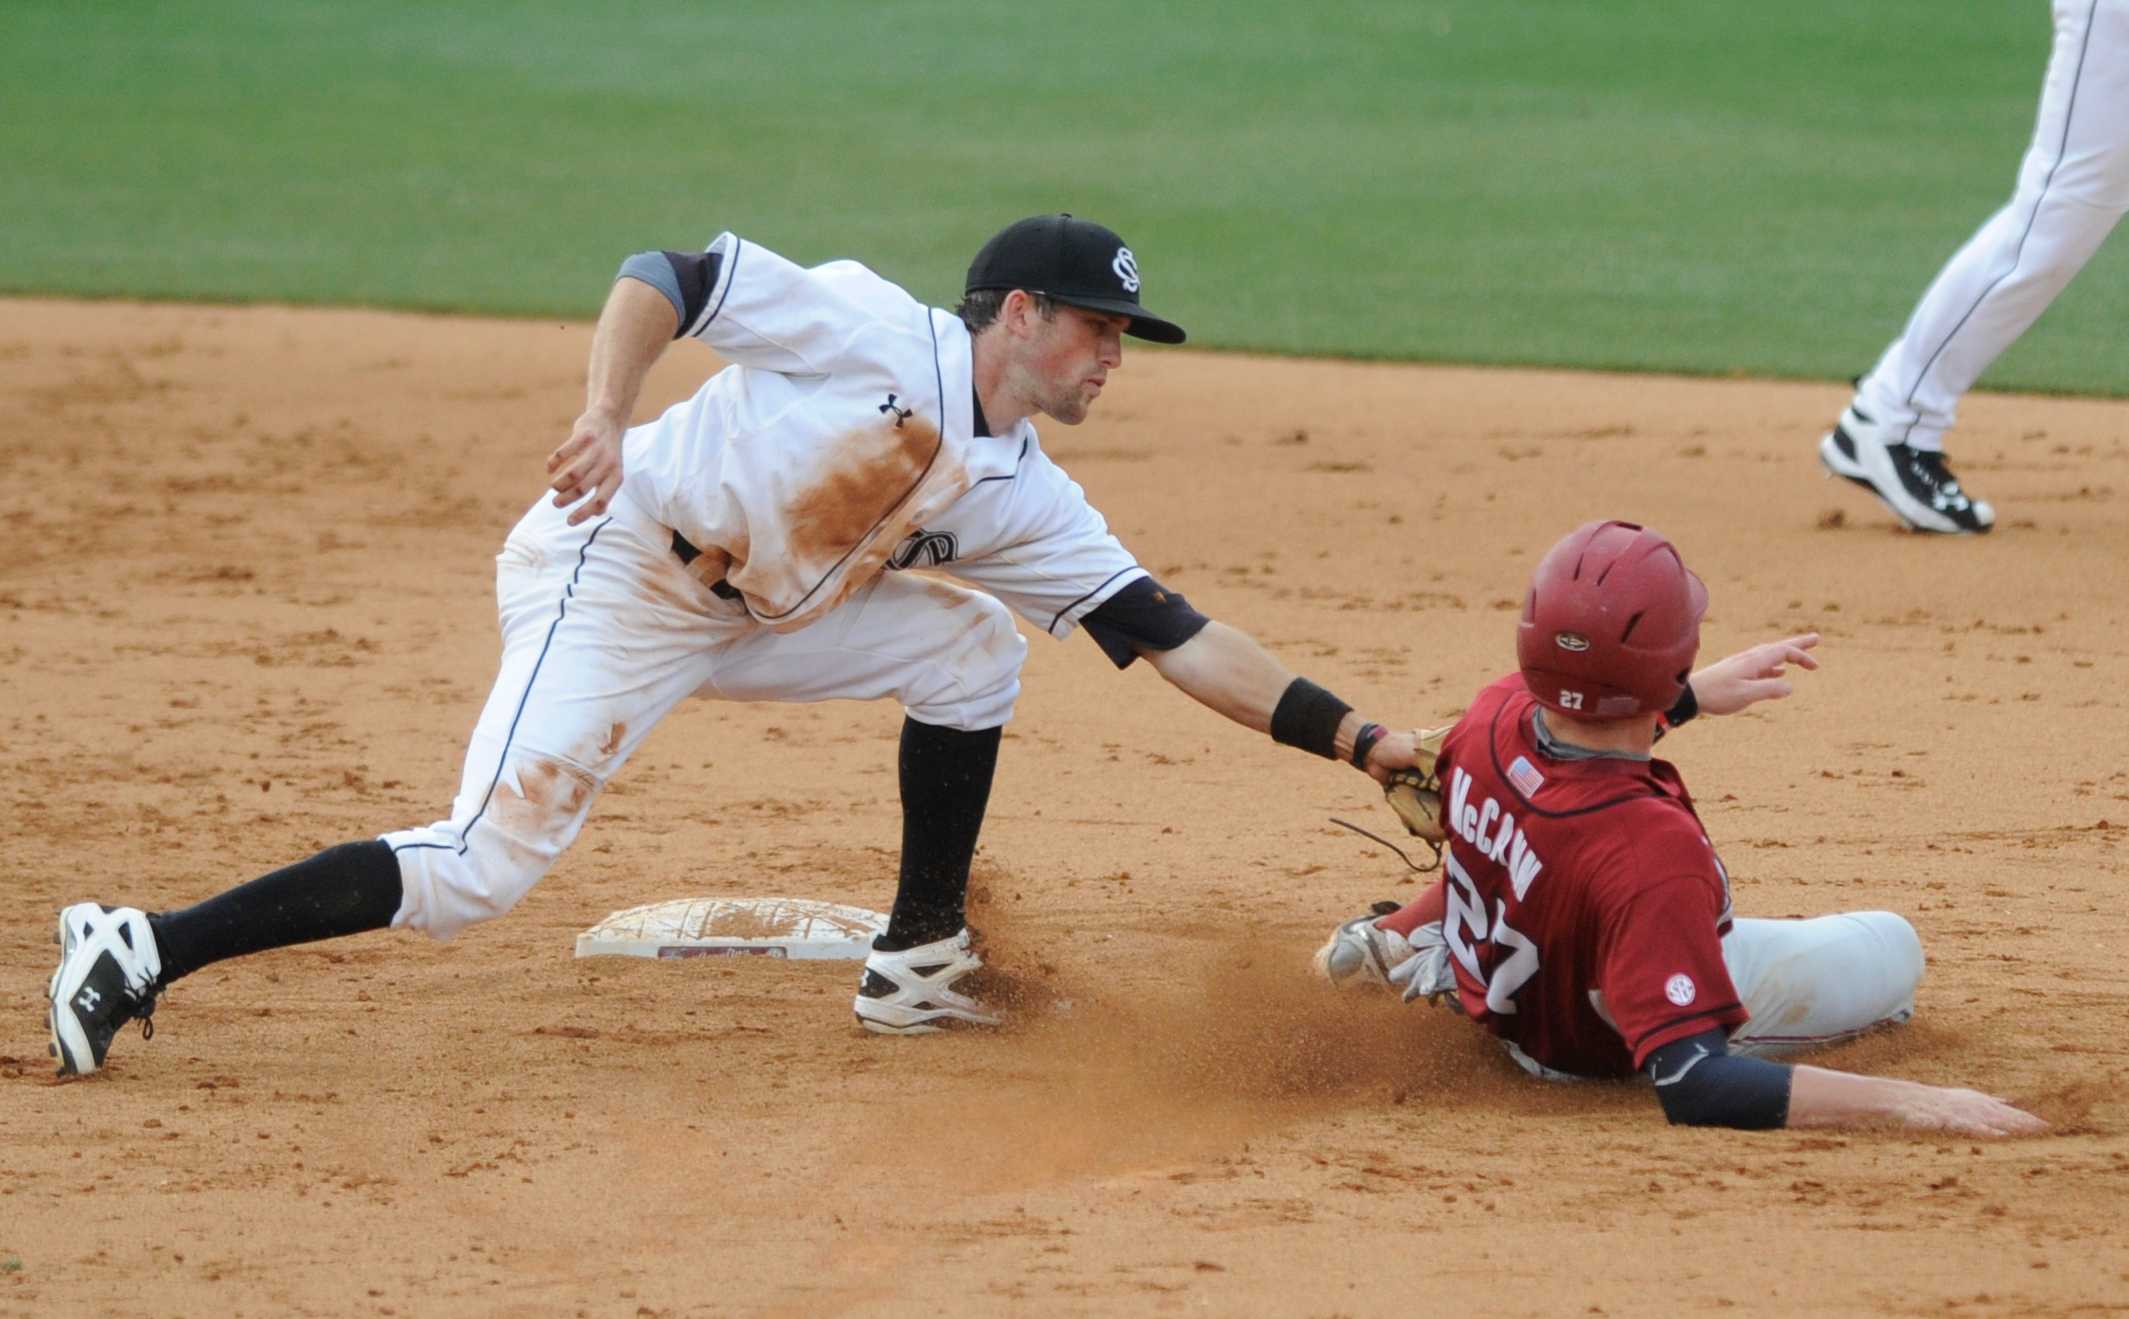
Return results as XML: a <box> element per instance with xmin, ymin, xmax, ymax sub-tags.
<box><xmin>1317</xmin><ymin>520</ymin><xmax>2044</xmax><ymax>1136</ymax></box>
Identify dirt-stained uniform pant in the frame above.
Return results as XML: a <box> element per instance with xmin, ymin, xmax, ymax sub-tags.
<box><xmin>382</xmin><ymin>488</ymin><xmax>1026</xmax><ymax>940</ymax></box>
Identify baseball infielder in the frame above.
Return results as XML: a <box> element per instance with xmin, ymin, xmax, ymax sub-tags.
<box><xmin>1317</xmin><ymin>521</ymin><xmax>2045</xmax><ymax>1136</ymax></box>
<box><xmin>1821</xmin><ymin>0</ymin><xmax>2129</xmax><ymax>533</ymax></box>
<box><xmin>47</xmin><ymin>214</ymin><xmax>1425</xmax><ymax>1074</ymax></box>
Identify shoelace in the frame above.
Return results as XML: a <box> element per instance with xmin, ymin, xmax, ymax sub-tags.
<box><xmin>131</xmin><ymin>983</ymin><xmax>161</xmax><ymax>1040</ymax></box>
<box><xmin>1901</xmin><ymin>449</ymin><xmax>1969</xmax><ymax>505</ymax></box>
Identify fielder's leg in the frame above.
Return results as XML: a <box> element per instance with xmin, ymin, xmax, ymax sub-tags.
<box><xmin>881</xmin><ymin>716</ymin><xmax>1003</xmax><ymax>949</ymax></box>
<box><xmin>1721</xmin><ymin>912</ymin><xmax>1925</xmax><ymax>1058</ymax></box>
<box><xmin>704</xmin><ymin>571</ymin><xmax>1025</xmax><ymax>1031</ymax></box>
<box><xmin>49</xmin><ymin>490</ymin><xmax>730</xmax><ymax>1074</ymax></box>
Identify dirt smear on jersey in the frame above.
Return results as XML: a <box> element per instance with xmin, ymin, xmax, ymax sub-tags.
<box><xmin>3</xmin><ymin>298</ymin><xmax>2129</xmax><ymax>1319</ymax></box>
<box><xmin>752</xmin><ymin>414</ymin><xmax>945</xmax><ymax>623</ymax></box>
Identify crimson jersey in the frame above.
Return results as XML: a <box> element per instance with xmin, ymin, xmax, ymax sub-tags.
<box><xmin>1435</xmin><ymin>675</ymin><xmax>1746</xmax><ymax>1078</ymax></box>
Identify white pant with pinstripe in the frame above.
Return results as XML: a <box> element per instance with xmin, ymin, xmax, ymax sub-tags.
<box><xmin>382</xmin><ymin>488</ymin><xmax>1026</xmax><ymax>940</ymax></box>
<box><xmin>1858</xmin><ymin>0</ymin><xmax>2129</xmax><ymax>452</ymax></box>
<box><xmin>1722</xmin><ymin>912</ymin><xmax>1923</xmax><ymax>1057</ymax></box>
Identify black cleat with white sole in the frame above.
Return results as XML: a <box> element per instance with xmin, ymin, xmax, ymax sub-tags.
<box><xmin>1819</xmin><ymin>405</ymin><xmax>1994</xmax><ymax>535</ymax></box>
<box><xmin>48</xmin><ymin>904</ymin><xmax>164</xmax><ymax>1076</ymax></box>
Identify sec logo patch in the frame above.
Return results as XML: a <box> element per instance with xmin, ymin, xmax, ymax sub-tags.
<box><xmin>1664</xmin><ymin>974</ymin><xmax>1697</xmax><ymax>1006</ymax></box>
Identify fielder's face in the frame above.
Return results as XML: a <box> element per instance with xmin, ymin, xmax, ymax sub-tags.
<box><xmin>1017</xmin><ymin>303</ymin><xmax>1127</xmax><ymax>426</ymax></box>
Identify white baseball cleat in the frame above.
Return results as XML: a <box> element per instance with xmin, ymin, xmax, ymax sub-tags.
<box><xmin>853</xmin><ymin>928</ymin><xmax>1002</xmax><ymax>1034</ymax></box>
<box><xmin>1819</xmin><ymin>404</ymin><xmax>1994</xmax><ymax>535</ymax></box>
<box><xmin>48</xmin><ymin>904</ymin><xmax>164</xmax><ymax>1076</ymax></box>
<box><xmin>1312</xmin><ymin>903</ymin><xmax>1416</xmax><ymax>990</ymax></box>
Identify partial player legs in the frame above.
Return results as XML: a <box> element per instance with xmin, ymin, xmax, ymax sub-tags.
<box><xmin>703</xmin><ymin>571</ymin><xmax>1028</xmax><ymax>1029</ymax></box>
<box><xmin>1721</xmin><ymin>913</ymin><xmax>1924</xmax><ymax>1057</ymax></box>
<box><xmin>851</xmin><ymin>718</ymin><xmax>1005</xmax><ymax>1032</ymax></box>
<box><xmin>1824</xmin><ymin>0</ymin><xmax>2129</xmax><ymax>532</ymax></box>
<box><xmin>879</xmin><ymin>717</ymin><xmax>1002</xmax><ymax>949</ymax></box>
<box><xmin>1855</xmin><ymin>0</ymin><xmax>2129</xmax><ymax>453</ymax></box>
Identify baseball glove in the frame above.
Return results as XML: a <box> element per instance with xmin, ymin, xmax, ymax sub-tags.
<box><xmin>1383</xmin><ymin>725</ymin><xmax>1452</xmax><ymax>856</ymax></box>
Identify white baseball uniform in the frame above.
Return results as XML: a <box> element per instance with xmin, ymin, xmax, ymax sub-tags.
<box><xmin>385</xmin><ymin>236</ymin><xmax>1146</xmax><ymax>939</ymax></box>
<box><xmin>1857</xmin><ymin>0</ymin><xmax>2129</xmax><ymax>452</ymax></box>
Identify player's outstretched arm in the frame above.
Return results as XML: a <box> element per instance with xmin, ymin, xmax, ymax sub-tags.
<box><xmin>1686</xmin><ymin>632</ymin><xmax>1820</xmax><ymax>717</ymax></box>
<box><xmin>1788</xmin><ymin>1065</ymin><xmax>2048</xmax><ymax>1138</ymax></box>
<box><xmin>1141</xmin><ymin>621</ymin><xmax>1418</xmax><ymax>783</ymax></box>
<box><xmin>1649</xmin><ymin>1030</ymin><xmax>2044</xmax><ymax>1137</ymax></box>
<box><xmin>547</xmin><ymin>276</ymin><xmax>681</xmax><ymax>525</ymax></box>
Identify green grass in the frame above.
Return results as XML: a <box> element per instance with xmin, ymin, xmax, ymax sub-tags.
<box><xmin>3</xmin><ymin>1</ymin><xmax>2124</xmax><ymax>392</ymax></box>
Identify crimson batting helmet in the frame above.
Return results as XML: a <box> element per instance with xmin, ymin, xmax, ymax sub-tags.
<box><xmin>1516</xmin><ymin>520</ymin><xmax>1708</xmax><ymax>719</ymax></box>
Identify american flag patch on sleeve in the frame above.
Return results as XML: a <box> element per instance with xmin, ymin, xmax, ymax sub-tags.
<box><xmin>1507</xmin><ymin>755</ymin><xmax>1545</xmax><ymax>796</ymax></box>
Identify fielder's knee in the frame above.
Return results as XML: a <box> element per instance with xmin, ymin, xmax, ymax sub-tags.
<box><xmin>902</xmin><ymin>592</ymin><xmax>1026</xmax><ymax>731</ymax></box>
<box><xmin>384</xmin><ymin>752</ymin><xmax>602</xmax><ymax>940</ymax></box>
<box><xmin>386</xmin><ymin>830</ymin><xmax>558</xmax><ymax>941</ymax></box>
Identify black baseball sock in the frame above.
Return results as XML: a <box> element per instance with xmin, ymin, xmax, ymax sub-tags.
<box><xmin>878</xmin><ymin>718</ymin><xmax>1001</xmax><ymax>951</ymax></box>
<box><xmin>148</xmin><ymin>839</ymin><xmax>405</xmax><ymax>985</ymax></box>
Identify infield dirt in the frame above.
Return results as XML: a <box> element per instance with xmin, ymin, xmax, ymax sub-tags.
<box><xmin>2</xmin><ymin>298</ymin><xmax>2127</xmax><ymax>1318</ymax></box>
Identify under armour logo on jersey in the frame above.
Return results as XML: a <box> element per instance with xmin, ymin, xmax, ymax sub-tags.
<box><xmin>1111</xmin><ymin>247</ymin><xmax>1140</xmax><ymax>293</ymax></box>
<box><xmin>879</xmin><ymin>394</ymin><xmax>914</xmax><ymax>428</ymax></box>
<box><xmin>887</xmin><ymin>528</ymin><xmax>959</xmax><ymax>570</ymax></box>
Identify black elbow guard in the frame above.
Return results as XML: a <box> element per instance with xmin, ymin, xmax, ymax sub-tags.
<box><xmin>1646</xmin><ymin>1028</ymin><xmax>1792</xmax><ymax>1130</ymax></box>
<box><xmin>1079</xmin><ymin>576</ymin><xmax>1212</xmax><ymax>669</ymax></box>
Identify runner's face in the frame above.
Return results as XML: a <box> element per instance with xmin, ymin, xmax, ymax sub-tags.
<box><xmin>1021</xmin><ymin>304</ymin><xmax>1127</xmax><ymax>425</ymax></box>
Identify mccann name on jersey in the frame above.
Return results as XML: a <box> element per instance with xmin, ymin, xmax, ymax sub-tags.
<box><xmin>1444</xmin><ymin>765</ymin><xmax>1545</xmax><ymax>900</ymax></box>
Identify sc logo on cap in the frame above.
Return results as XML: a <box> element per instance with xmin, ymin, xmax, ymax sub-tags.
<box><xmin>1112</xmin><ymin>246</ymin><xmax>1140</xmax><ymax>293</ymax></box>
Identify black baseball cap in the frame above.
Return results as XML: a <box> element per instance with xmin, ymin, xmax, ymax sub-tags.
<box><xmin>964</xmin><ymin>214</ymin><xmax>1186</xmax><ymax>344</ymax></box>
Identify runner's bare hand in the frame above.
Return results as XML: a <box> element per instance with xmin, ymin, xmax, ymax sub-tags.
<box><xmin>1690</xmin><ymin>633</ymin><xmax>1821</xmax><ymax>716</ymax></box>
<box><xmin>1895</xmin><ymin>1086</ymin><xmax>2050</xmax><ymax>1138</ymax></box>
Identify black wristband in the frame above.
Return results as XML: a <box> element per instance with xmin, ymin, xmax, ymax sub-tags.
<box><xmin>1664</xmin><ymin>682</ymin><xmax>1699</xmax><ymax>728</ymax></box>
<box><xmin>1350</xmin><ymin>721</ymin><xmax>1387</xmax><ymax>769</ymax></box>
<box><xmin>1270</xmin><ymin>678</ymin><xmax>1353</xmax><ymax>760</ymax></box>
